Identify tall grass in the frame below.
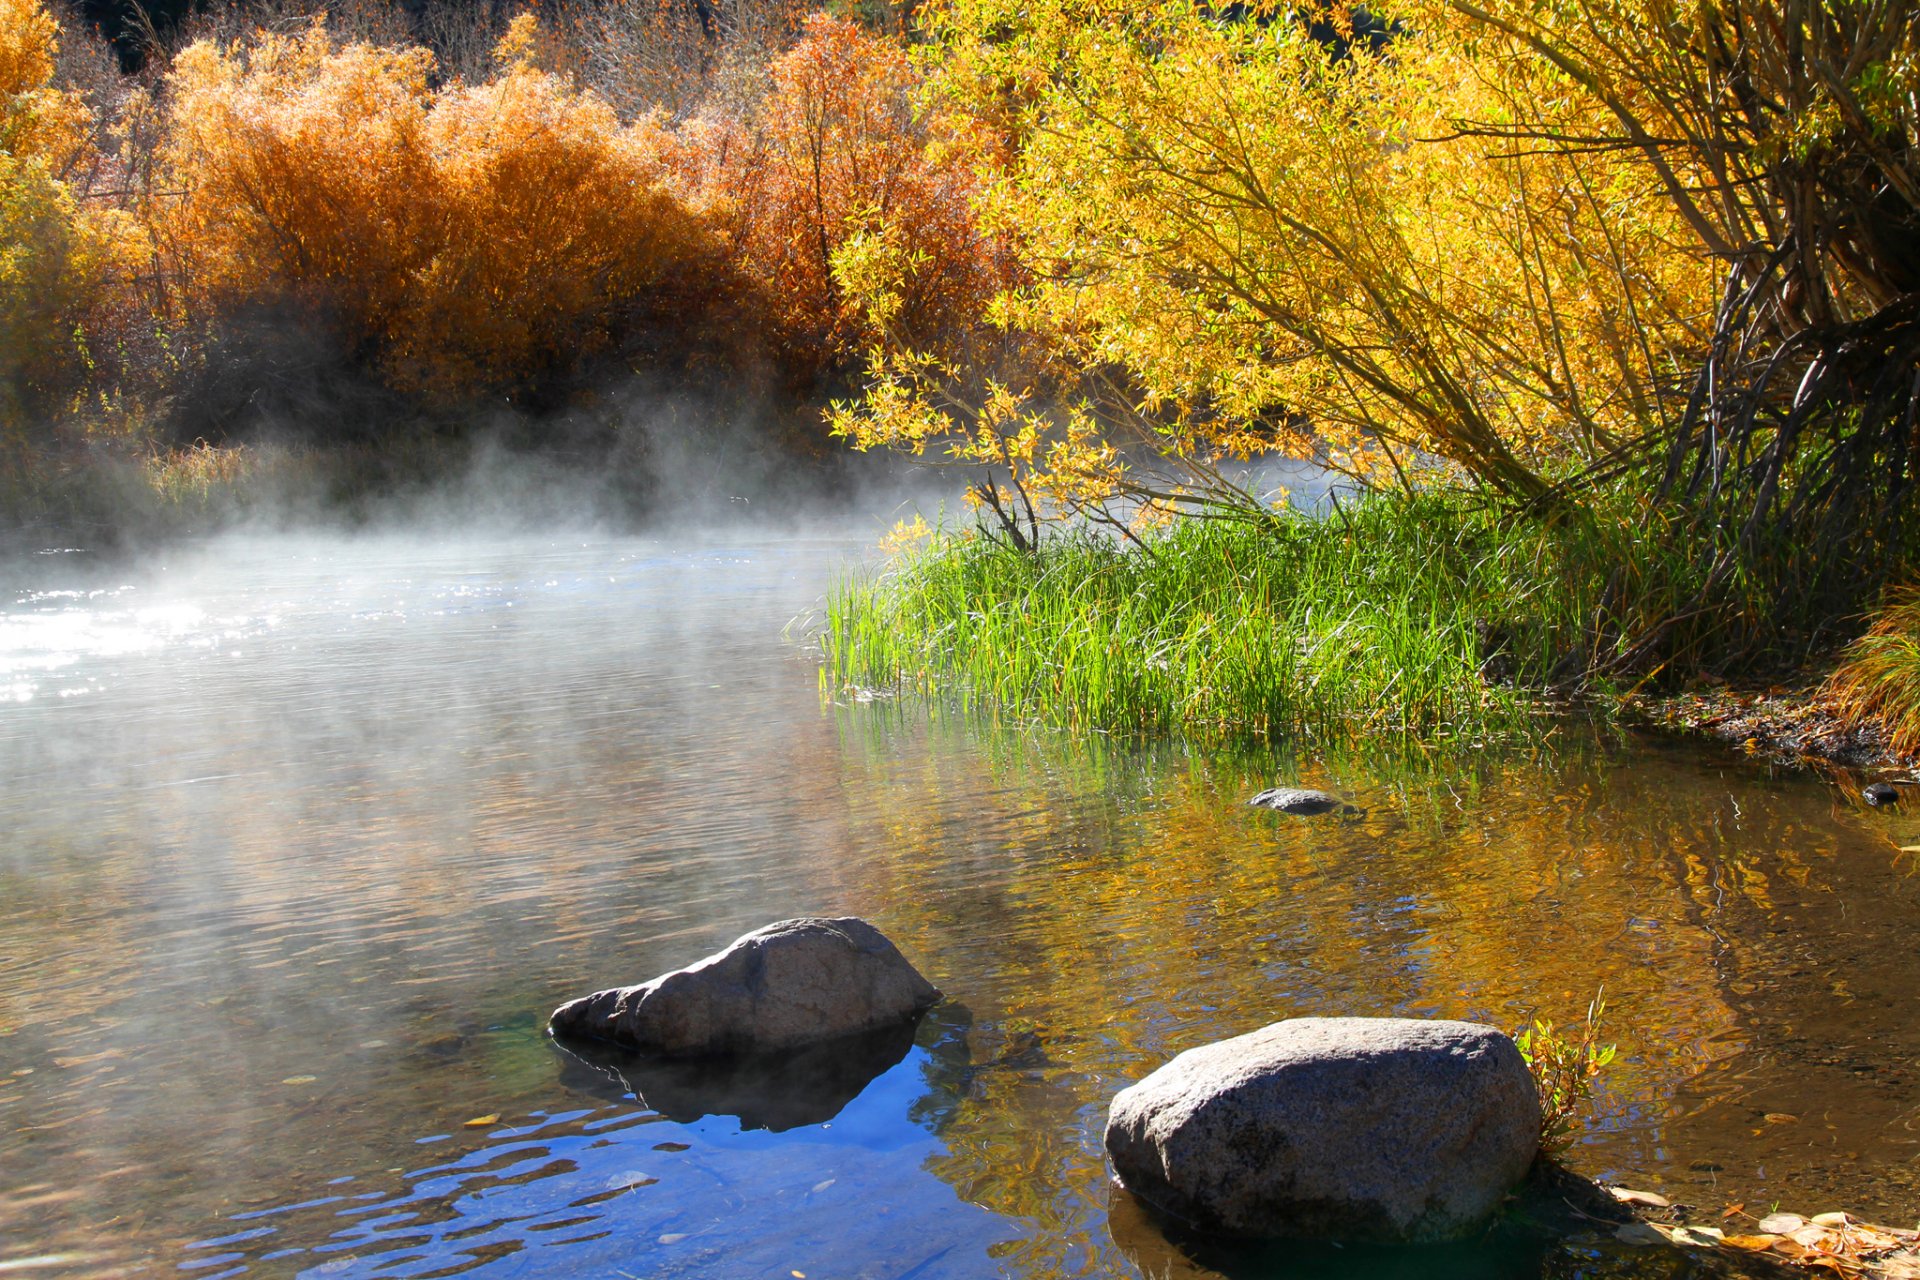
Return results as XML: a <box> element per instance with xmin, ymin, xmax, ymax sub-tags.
<box><xmin>1823</xmin><ymin>592</ymin><xmax>1920</xmax><ymax>758</ymax></box>
<box><xmin>825</xmin><ymin>491</ymin><xmax>1706</xmax><ymax>744</ymax></box>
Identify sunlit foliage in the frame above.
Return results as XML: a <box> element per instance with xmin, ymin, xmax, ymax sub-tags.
<box><xmin>0</xmin><ymin>0</ymin><xmax>129</xmax><ymax>449</ymax></box>
<box><xmin>1397</xmin><ymin>0</ymin><xmax>1920</xmax><ymax>663</ymax></box>
<box><xmin>837</xmin><ymin>0</ymin><xmax>1717</xmax><ymax>511</ymax></box>
<box><xmin>0</xmin><ymin>0</ymin><xmax>92</xmax><ymax>170</ymax></box>
<box><xmin>1516</xmin><ymin>994</ymin><xmax>1617</xmax><ymax>1153</ymax></box>
<box><xmin>153</xmin><ymin>15</ymin><xmax>726</xmax><ymax>403</ymax></box>
<box><xmin>677</xmin><ymin>13</ymin><xmax>1014</xmax><ymax>389</ymax></box>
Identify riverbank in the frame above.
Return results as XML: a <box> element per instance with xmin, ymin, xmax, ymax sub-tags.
<box><xmin>1605</xmin><ymin>1185</ymin><xmax>1920</xmax><ymax>1277</ymax></box>
<box><xmin>1628</xmin><ymin>681</ymin><xmax>1917</xmax><ymax>774</ymax></box>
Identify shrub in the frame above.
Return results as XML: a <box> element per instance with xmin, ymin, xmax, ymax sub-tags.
<box><xmin>1515</xmin><ymin>993</ymin><xmax>1617</xmax><ymax>1155</ymax></box>
<box><xmin>0</xmin><ymin>0</ymin><xmax>133</xmax><ymax>458</ymax></box>
<box><xmin>151</xmin><ymin>15</ymin><xmax>728</xmax><ymax>409</ymax></box>
<box><xmin>677</xmin><ymin>13</ymin><xmax>1014</xmax><ymax>390</ymax></box>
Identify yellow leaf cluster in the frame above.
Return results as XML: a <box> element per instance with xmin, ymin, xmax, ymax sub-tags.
<box><xmin>0</xmin><ymin>0</ymin><xmax>134</xmax><ymax>443</ymax></box>
<box><xmin>860</xmin><ymin>0</ymin><xmax>1719</xmax><ymax>505</ymax></box>
<box><xmin>153</xmin><ymin>16</ymin><xmax>723</xmax><ymax>401</ymax></box>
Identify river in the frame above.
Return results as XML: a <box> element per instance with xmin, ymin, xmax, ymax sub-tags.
<box><xmin>2</xmin><ymin>527</ymin><xmax>1917</xmax><ymax>1278</ymax></box>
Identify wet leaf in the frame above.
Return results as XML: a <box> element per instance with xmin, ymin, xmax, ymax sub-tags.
<box><xmin>1810</xmin><ymin>1212</ymin><xmax>1851</xmax><ymax>1227</ymax></box>
<box><xmin>1670</xmin><ymin>1226</ymin><xmax>1725</xmax><ymax>1247</ymax></box>
<box><xmin>1609</xmin><ymin>1187</ymin><xmax>1672</xmax><ymax>1208</ymax></box>
<box><xmin>463</xmin><ymin>1115</ymin><xmax>499</xmax><ymax>1128</ymax></box>
<box><xmin>1788</xmin><ymin>1225</ymin><xmax>1835</xmax><ymax>1248</ymax></box>
<box><xmin>652</xmin><ymin>1142</ymin><xmax>690</xmax><ymax>1152</ymax></box>
<box><xmin>1722</xmin><ymin>1203</ymin><xmax>1747</xmax><ymax>1218</ymax></box>
<box><xmin>1723</xmin><ymin>1234</ymin><xmax>1782</xmax><ymax>1251</ymax></box>
<box><xmin>1759</xmin><ymin>1213</ymin><xmax>1808</xmax><ymax>1234</ymax></box>
<box><xmin>1764</xmin><ymin>1112</ymin><xmax>1799</xmax><ymax>1124</ymax></box>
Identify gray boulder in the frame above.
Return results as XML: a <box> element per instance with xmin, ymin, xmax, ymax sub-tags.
<box><xmin>1248</xmin><ymin>787</ymin><xmax>1354</xmax><ymax>815</ymax></box>
<box><xmin>1106</xmin><ymin>1017</ymin><xmax>1540</xmax><ymax>1242</ymax></box>
<box><xmin>549</xmin><ymin>917</ymin><xmax>941</xmax><ymax>1056</ymax></box>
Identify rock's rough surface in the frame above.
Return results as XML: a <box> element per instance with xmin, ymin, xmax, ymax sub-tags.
<box><xmin>1105</xmin><ymin>1017</ymin><xmax>1540</xmax><ymax>1243</ymax></box>
<box><xmin>1247</xmin><ymin>787</ymin><xmax>1352</xmax><ymax>815</ymax></box>
<box><xmin>549</xmin><ymin>917</ymin><xmax>941</xmax><ymax>1056</ymax></box>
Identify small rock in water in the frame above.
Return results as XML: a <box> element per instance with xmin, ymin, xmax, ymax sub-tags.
<box><xmin>548</xmin><ymin>916</ymin><xmax>940</xmax><ymax>1057</ymax></box>
<box><xmin>1105</xmin><ymin>1017</ymin><xmax>1539</xmax><ymax>1243</ymax></box>
<box><xmin>1247</xmin><ymin>787</ymin><xmax>1354</xmax><ymax>816</ymax></box>
<box><xmin>1864</xmin><ymin>782</ymin><xmax>1900</xmax><ymax>806</ymax></box>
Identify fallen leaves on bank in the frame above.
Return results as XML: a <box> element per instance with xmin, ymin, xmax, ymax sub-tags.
<box><xmin>1607</xmin><ymin>1188</ymin><xmax>1920</xmax><ymax>1276</ymax></box>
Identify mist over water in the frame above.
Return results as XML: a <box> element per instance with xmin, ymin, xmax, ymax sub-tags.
<box><xmin>2</xmin><ymin>495</ymin><xmax>1919</xmax><ymax>1279</ymax></box>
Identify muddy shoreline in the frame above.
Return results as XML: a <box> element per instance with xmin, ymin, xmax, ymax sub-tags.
<box><xmin>1626</xmin><ymin>681</ymin><xmax>1915</xmax><ymax>779</ymax></box>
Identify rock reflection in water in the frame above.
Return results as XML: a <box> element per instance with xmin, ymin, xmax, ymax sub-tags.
<box><xmin>552</xmin><ymin>1017</ymin><xmax>923</xmax><ymax>1131</ymax></box>
<box><xmin>1107</xmin><ymin>1171</ymin><xmax>1754</xmax><ymax>1280</ymax></box>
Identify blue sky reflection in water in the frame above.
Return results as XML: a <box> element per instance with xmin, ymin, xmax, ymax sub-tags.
<box><xmin>2</xmin><ymin>529</ymin><xmax>1919</xmax><ymax>1280</ymax></box>
<box><xmin>207</xmin><ymin>1030</ymin><xmax>1016</xmax><ymax>1280</ymax></box>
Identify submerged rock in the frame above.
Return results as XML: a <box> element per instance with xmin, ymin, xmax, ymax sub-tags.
<box><xmin>548</xmin><ymin>916</ymin><xmax>941</xmax><ymax>1057</ymax></box>
<box><xmin>1247</xmin><ymin>787</ymin><xmax>1355</xmax><ymax>815</ymax></box>
<box><xmin>1105</xmin><ymin>1017</ymin><xmax>1540</xmax><ymax>1243</ymax></box>
<box><xmin>1864</xmin><ymin>781</ymin><xmax>1900</xmax><ymax>806</ymax></box>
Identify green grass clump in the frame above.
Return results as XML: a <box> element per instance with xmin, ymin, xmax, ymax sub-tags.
<box><xmin>825</xmin><ymin>490</ymin><xmax>1701</xmax><ymax>744</ymax></box>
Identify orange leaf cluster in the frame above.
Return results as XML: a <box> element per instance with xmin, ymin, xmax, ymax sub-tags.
<box><xmin>154</xmin><ymin>16</ymin><xmax>726</xmax><ymax>402</ymax></box>
<box><xmin>675</xmin><ymin>14</ymin><xmax>1014</xmax><ymax>388</ymax></box>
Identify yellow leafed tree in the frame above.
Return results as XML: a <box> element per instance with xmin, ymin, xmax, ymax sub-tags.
<box><xmin>0</xmin><ymin>0</ymin><xmax>131</xmax><ymax>449</ymax></box>
<box><xmin>836</xmin><ymin>0</ymin><xmax>1717</xmax><ymax>516</ymax></box>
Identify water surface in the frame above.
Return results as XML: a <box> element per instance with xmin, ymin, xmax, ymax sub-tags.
<box><xmin>2</xmin><ymin>530</ymin><xmax>1918</xmax><ymax>1279</ymax></box>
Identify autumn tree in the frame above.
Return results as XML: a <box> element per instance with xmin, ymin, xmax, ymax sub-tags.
<box><xmin>831</xmin><ymin>0</ymin><xmax>1715</xmax><ymax>544</ymax></box>
<box><xmin>1397</xmin><ymin>0</ymin><xmax>1920</xmax><ymax>659</ymax></box>
<box><xmin>676</xmin><ymin>12</ymin><xmax>1015</xmax><ymax>391</ymax></box>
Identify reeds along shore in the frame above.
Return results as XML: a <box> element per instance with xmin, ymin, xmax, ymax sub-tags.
<box><xmin>825</xmin><ymin>493</ymin><xmax>1728</xmax><ymax>744</ymax></box>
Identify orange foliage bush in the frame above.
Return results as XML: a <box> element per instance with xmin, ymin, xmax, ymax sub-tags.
<box><xmin>153</xmin><ymin>15</ymin><xmax>727</xmax><ymax>403</ymax></box>
<box><xmin>676</xmin><ymin>13</ymin><xmax>1013</xmax><ymax>389</ymax></box>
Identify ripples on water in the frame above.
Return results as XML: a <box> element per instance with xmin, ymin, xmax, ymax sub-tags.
<box><xmin>1</xmin><ymin>530</ymin><xmax>1917</xmax><ymax>1280</ymax></box>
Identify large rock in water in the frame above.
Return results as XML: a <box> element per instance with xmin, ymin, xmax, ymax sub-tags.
<box><xmin>1247</xmin><ymin>788</ymin><xmax>1353</xmax><ymax>815</ymax></box>
<box><xmin>1106</xmin><ymin>1017</ymin><xmax>1540</xmax><ymax>1243</ymax></box>
<box><xmin>549</xmin><ymin>917</ymin><xmax>941</xmax><ymax>1057</ymax></box>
